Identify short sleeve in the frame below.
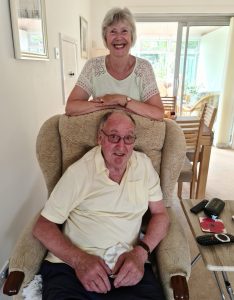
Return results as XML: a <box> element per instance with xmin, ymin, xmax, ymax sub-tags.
<box><xmin>41</xmin><ymin>167</ymin><xmax>81</xmax><ymax>224</ymax></box>
<box><xmin>135</xmin><ymin>58</ymin><xmax>160</xmax><ymax>102</ymax></box>
<box><xmin>76</xmin><ymin>59</ymin><xmax>94</xmax><ymax>96</ymax></box>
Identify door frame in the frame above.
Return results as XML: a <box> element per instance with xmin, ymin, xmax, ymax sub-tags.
<box><xmin>59</xmin><ymin>33</ymin><xmax>78</xmax><ymax>104</ymax></box>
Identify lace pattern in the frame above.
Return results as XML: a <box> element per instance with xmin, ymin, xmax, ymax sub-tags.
<box><xmin>134</xmin><ymin>58</ymin><xmax>159</xmax><ymax>101</ymax></box>
<box><xmin>77</xmin><ymin>56</ymin><xmax>159</xmax><ymax>101</ymax></box>
<box><xmin>77</xmin><ymin>57</ymin><xmax>106</xmax><ymax>96</ymax></box>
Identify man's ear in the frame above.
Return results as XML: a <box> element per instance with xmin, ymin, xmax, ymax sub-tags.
<box><xmin>97</xmin><ymin>130</ymin><xmax>102</xmax><ymax>145</ymax></box>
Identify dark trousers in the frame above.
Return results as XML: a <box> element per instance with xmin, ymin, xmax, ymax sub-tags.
<box><xmin>40</xmin><ymin>261</ymin><xmax>165</xmax><ymax>300</ymax></box>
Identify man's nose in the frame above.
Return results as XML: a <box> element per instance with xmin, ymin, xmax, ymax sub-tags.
<box><xmin>117</xmin><ymin>137</ymin><xmax>125</xmax><ymax>147</ymax></box>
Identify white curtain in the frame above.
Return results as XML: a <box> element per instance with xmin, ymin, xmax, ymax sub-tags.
<box><xmin>214</xmin><ymin>17</ymin><xmax>234</xmax><ymax>148</ymax></box>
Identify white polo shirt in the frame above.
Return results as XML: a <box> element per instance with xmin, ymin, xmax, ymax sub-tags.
<box><xmin>41</xmin><ymin>146</ymin><xmax>162</xmax><ymax>263</ymax></box>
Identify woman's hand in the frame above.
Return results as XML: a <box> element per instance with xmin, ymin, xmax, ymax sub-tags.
<box><xmin>92</xmin><ymin>94</ymin><xmax>127</xmax><ymax>107</ymax></box>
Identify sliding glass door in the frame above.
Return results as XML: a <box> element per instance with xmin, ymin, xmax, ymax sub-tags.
<box><xmin>132</xmin><ymin>22</ymin><xmax>178</xmax><ymax>98</ymax></box>
<box><xmin>175</xmin><ymin>23</ymin><xmax>229</xmax><ymax>115</ymax></box>
<box><xmin>132</xmin><ymin>16</ymin><xmax>230</xmax><ymax>116</ymax></box>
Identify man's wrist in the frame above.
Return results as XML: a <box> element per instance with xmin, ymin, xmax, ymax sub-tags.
<box><xmin>136</xmin><ymin>240</ymin><xmax>151</xmax><ymax>259</ymax></box>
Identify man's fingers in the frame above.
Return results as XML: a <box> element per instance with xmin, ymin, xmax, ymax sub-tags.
<box><xmin>98</xmin><ymin>272</ymin><xmax>111</xmax><ymax>292</ymax></box>
<box><xmin>112</xmin><ymin>254</ymin><xmax>125</xmax><ymax>274</ymax></box>
<box><xmin>100</xmin><ymin>259</ymin><xmax>112</xmax><ymax>275</ymax></box>
<box><xmin>95</xmin><ymin>276</ymin><xmax>109</xmax><ymax>293</ymax></box>
<box><xmin>114</xmin><ymin>269</ymin><xmax>131</xmax><ymax>288</ymax></box>
<box><xmin>86</xmin><ymin>277</ymin><xmax>109</xmax><ymax>294</ymax></box>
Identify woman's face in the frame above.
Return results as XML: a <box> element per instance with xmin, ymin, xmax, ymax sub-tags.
<box><xmin>105</xmin><ymin>20</ymin><xmax>132</xmax><ymax>57</ymax></box>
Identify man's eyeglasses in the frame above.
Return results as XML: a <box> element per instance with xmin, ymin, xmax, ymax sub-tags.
<box><xmin>101</xmin><ymin>130</ymin><xmax>136</xmax><ymax>145</ymax></box>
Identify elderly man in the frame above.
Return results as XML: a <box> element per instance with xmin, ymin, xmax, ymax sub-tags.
<box><xmin>33</xmin><ymin>111</ymin><xmax>169</xmax><ymax>300</ymax></box>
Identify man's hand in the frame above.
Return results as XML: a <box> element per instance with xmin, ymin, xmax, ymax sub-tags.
<box><xmin>33</xmin><ymin>216</ymin><xmax>112</xmax><ymax>294</ymax></box>
<box><xmin>112</xmin><ymin>247</ymin><xmax>147</xmax><ymax>288</ymax></box>
<box><xmin>73</xmin><ymin>252</ymin><xmax>112</xmax><ymax>293</ymax></box>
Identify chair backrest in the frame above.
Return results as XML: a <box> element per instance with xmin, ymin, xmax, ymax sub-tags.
<box><xmin>36</xmin><ymin>110</ymin><xmax>186</xmax><ymax>205</ymax></box>
<box><xmin>176</xmin><ymin>118</ymin><xmax>204</xmax><ymax>175</ymax></box>
<box><xmin>201</xmin><ymin>103</ymin><xmax>217</xmax><ymax>130</ymax></box>
<box><xmin>184</xmin><ymin>93</ymin><xmax>219</xmax><ymax>116</ymax></box>
<box><xmin>177</xmin><ymin>118</ymin><xmax>204</xmax><ymax>198</ymax></box>
<box><xmin>161</xmin><ymin>96</ymin><xmax>176</xmax><ymax>116</ymax></box>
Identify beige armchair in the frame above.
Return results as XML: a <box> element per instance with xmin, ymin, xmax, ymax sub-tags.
<box><xmin>3</xmin><ymin>110</ymin><xmax>191</xmax><ymax>300</ymax></box>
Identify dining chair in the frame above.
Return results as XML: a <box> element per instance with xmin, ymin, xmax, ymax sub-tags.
<box><xmin>161</xmin><ymin>96</ymin><xmax>176</xmax><ymax>117</ymax></box>
<box><xmin>185</xmin><ymin>103</ymin><xmax>217</xmax><ymax>163</ymax></box>
<box><xmin>201</xmin><ymin>103</ymin><xmax>217</xmax><ymax>131</ymax></box>
<box><xmin>177</xmin><ymin>118</ymin><xmax>204</xmax><ymax>199</ymax></box>
<box><xmin>182</xmin><ymin>93</ymin><xmax>219</xmax><ymax>116</ymax></box>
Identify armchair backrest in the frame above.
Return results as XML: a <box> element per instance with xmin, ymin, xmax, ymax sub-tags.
<box><xmin>36</xmin><ymin>110</ymin><xmax>186</xmax><ymax>206</ymax></box>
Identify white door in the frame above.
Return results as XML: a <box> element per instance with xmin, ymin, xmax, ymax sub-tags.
<box><xmin>59</xmin><ymin>34</ymin><xmax>78</xmax><ymax>104</ymax></box>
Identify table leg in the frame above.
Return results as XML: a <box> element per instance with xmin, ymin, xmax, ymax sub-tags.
<box><xmin>222</xmin><ymin>272</ymin><xmax>234</xmax><ymax>300</ymax></box>
<box><xmin>191</xmin><ymin>253</ymin><xmax>201</xmax><ymax>266</ymax></box>
<box><xmin>213</xmin><ymin>271</ymin><xmax>226</xmax><ymax>300</ymax></box>
<box><xmin>196</xmin><ymin>145</ymin><xmax>212</xmax><ymax>198</ymax></box>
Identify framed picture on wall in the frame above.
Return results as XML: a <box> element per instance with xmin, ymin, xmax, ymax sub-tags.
<box><xmin>80</xmin><ymin>16</ymin><xmax>88</xmax><ymax>59</ymax></box>
<box><xmin>9</xmin><ymin>0</ymin><xmax>49</xmax><ymax>60</ymax></box>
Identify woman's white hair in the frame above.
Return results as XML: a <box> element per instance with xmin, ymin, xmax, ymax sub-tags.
<box><xmin>102</xmin><ymin>7</ymin><xmax>137</xmax><ymax>48</ymax></box>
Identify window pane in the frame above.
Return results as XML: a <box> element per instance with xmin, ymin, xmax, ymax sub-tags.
<box><xmin>132</xmin><ymin>22</ymin><xmax>178</xmax><ymax>97</ymax></box>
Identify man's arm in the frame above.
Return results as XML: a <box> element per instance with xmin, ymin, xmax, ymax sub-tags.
<box><xmin>140</xmin><ymin>200</ymin><xmax>170</xmax><ymax>252</ymax></box>
<box><xmin>113</xmin><ymin>200</ymin><xmax>170</xmax><ymax>288</ymax></box>
<box><xmin>33</xmin><ymin>215</ymin><xmax>111</xmax><ymax>293</ymax></box>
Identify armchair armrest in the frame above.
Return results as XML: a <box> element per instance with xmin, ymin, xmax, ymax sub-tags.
<box><xmin>171</xmin><ymin>275</ymin><xmax>189</xmax><ymax>300</ymax></box>
<box><xmin>3</xmin><ymin>271</ymin><xmax>24</xmax><ymax>296</ymax></box>
<box><xmin>156</xmin><ymin>208</ymin><xmax>191</xmax><ymax>300</ymax></box>
<box><xmin>3</xmin><ymin>213</ymin><xmax>47</xmax><ymax>295</ymax></box>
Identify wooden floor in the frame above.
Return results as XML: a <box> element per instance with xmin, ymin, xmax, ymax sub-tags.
<box><xmin>177</xmin><ymin>146</ymin><xmax>234</xmax><ymax>300</ymax></box>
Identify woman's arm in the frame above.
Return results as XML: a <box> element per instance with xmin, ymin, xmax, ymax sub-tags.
<box><xmin>65</xmin><ymin>86</ymin><xmax>131</xmax><ymax>116</ymax></box>
<box><xmin>66</xmin><ymin>85</ymin><xmax>129</xmax><ymax>116</ymax></box>
<box><xmin>65</xmin><ymin>85</ymin><xmax>110</xmax><ymax>116</ymax></box>
<box><xmin>66</xmin><ymin>85</ymin><xmax>164</xmax><ymax>120</ymax></box>
<box><xmin>125</xmin><ymin>94</ymin><xmax>164</xmax><ymax>120</ymax></box>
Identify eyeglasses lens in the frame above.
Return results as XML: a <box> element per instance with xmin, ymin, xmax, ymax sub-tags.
<box><xmin>101</xmin><ymin>130</ymin><xmax>135</xmax><ymax>145</ymax></box>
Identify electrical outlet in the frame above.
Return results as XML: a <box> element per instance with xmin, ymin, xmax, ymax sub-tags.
<box><xmin>0</xmin><ymin>260</ymin><xmax>9</xmax><ymax>290</ymax></box>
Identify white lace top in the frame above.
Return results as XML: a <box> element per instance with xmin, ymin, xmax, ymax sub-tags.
<box><xmin>76</xmin><ymin>56</ymin><xmax>159</xmax><ymax>102</ymax></box>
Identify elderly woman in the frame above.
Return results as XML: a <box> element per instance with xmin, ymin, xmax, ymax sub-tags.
<box><xmin>65</xmin><ymin>7</ymin><xmax>164</xmax><ymax>120</ymax></box>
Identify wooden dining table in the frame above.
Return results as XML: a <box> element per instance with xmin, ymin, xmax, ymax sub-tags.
<box><xmin>175</xmin><ymin>115</ymin><xmax>213</xmax><ymax>199</ymax></box>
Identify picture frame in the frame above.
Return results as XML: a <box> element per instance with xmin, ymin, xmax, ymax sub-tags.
<box><xmin>9</xmin><ymin>0</ymin><xmax>49</xmax><ymax>60</ymax></box>
<box><xmin>80</xmin><ymin>16</ymin><xmax>88</xmax><ymax>59</ymax></box>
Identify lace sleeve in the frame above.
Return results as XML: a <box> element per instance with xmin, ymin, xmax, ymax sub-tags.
<box><xmin>76</xmin><ymin>59</ymin><xmax>94</xmax><ymax>96</ymax></box>
<box><xmin>135</xmin><ymin>58</ymin><xmax>159</xmax><ymax>102</ymax></box>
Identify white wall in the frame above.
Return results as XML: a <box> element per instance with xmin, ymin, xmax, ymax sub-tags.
<box><xmin>197</xmin><ymin>27</ymin><xmax>229</xmax><ymax>92</ymax></box>
<box><xmin>0</xmin><ymin>0</ymin><xmax>91</xmax><ymax>271</ymax></box>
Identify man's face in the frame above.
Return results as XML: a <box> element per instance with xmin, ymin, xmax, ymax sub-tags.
<box><xmin>98</xmin><ymin>113</ymin><xmax>135</xmax><ymax>172</ymax></box>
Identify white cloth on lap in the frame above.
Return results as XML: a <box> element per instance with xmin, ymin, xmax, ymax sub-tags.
<box><xmin>22</xmin><ymin>275</ymin><xmax>42</xmax><ymax>300</ymax></box>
